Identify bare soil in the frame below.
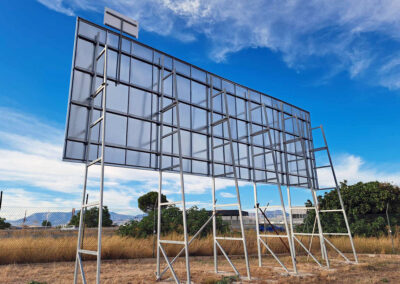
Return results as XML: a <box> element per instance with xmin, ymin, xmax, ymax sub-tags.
<box><xmin>1</xmin><ymin>254</ymin><xmax>399</xmax><ymax>284</ymax></box>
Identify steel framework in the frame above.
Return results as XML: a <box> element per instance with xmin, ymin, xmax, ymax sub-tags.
<box><xmin>64</xmin><ymin>18</ymin><xmax>315</xmax><ymax>188</ymax></box>
<box><xmin>74</xmin><ymin>35</ymin><xmax>108</xmax><ymax>284</ymax></box>
<box><xmin>281</xmin><ymin>106</ymin><xmax>358</xmax><ymax>269</ymax></box>
<box><xmin>307</xmin><ymin>125</ymin><xmax>358</xmax><ymax>264</ymax></box>
<box><xmin>155</xmin><ymin>57</ymin><xmax>191</xmax><ymax>283</ymax></box>
<box><xmin>64</xmin><ymin>17</ymin><xmax>358</xmax><ymax>284</ymax></box>
<box><xmin>249</xmin><ymin>103</ymin><xmax>297</xmax><ymax>274</ymax></box>
<box><xmin>209</xmin><ymin>83</ymin><xmax>250</xmax><ymax>280</ymax></box>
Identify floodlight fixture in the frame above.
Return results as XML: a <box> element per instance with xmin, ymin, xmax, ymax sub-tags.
<box><xmin>104</xmin><ymin>7</ymin><xmax>139</xmax><ymax>39</ymax></box>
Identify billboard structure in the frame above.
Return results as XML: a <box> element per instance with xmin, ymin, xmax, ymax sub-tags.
<box><xmin>63</xmin><ymin>23</ymin><xmax>315</xmax><ymax>187</ymax></box>
<box><xmin>64</xmin><ymin>11</ymin><xmax>358</xmax><ymax>284</ymax></box>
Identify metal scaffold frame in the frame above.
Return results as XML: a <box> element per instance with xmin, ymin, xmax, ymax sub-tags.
<box><xmin>249</xmin><ymin>103</ymin><xmax>297</xmax><ymax>274</ymax></box>
<box><xmin>307</xmin><ymin>125</ymin><xmax>358</xmax><ymax>264</ymax></box>
<box><xmin>66</xmin><ymin>13</ymin><xmax>358</xmax><ymax>284</ymax></box>
<box><xmin>155</xmin><ymin>56</ymin><xmax>191</xmax><ymax>284</ymax></box>
<box><xmin>74</xmin><ymin>34</ymin><xmax>108</xmax><ymax>284</ymax></box>
<box><xmin>281</xmin><ymin>103</ymin><xmax>328</xmax><ymax>268</ymax></box>
<box><xmin>209</xmin><ymin>81</ymin><xmax>251</xmax><ymax>280</ymax></box>
<box><xmin>281</xmin><ymin>103</ymin><xmax>358</xmax><ymax>268</ymax></box>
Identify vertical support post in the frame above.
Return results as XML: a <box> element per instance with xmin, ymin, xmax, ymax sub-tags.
<box><xmin>253</xmin><ymin>183</ymin><xmax>262</xmax><ymax>267</ymax></box>
<box><xmin>264</xmin><ymin>105</ymin><xmax>297</xmax><ymax>273</ymax></box>
<box><xmin>156</xmin><ymin>171</ymin><xmax>162</xmax><ymax>278</ymax></box>
<box><xmin>311</xmin><ymin>189</ymin><xmax>329</xmax><ymax>267</ymax></box>
<box><xmin>305</xmin><ymin>123</ymin><xmax>327</xmax><ymax>262</ymax></box>
<box><xmin>156</xmin><ymin>55</ymin><xmax>166</xmax><ymax>280</ymax></box>
<box><xmin>155</xmin><ymin>57</ymin><xmax>191</xmax><ymax>283</ymax></box>
<box><xmin>285</xmin><ymin>186</ymin><xmax>296</xmax><ymax>268</ymax></box>
<box><xmin>279</xmin><ymin>103</ymin><xmax>298</xmax><ymax>272</ymax></box>
<box><xmin>222</xmin><ymin>90</ymin><xmax>251</xmax><ymax>280</ymax></box>
<box><xmin>279</xmin><ymin>185</ymin><xmax>297</xmax><ymax>273</ymax></box>
<box><xmin>74</xmin><ymin>32</ymin><xmax>102</xmax><ymax>284</ymax></box>
<box><xmin>212</xmin><ymin>177</ymin><xmax>218</xmax><ymax>273</ymax></box>
<box><xmin>173</xmin><ymin>70</ymin><xmax>191</xmax><ymax>283</ymax></box>
<box><xmin>96</xmin><ymin>43</ymin><xmax>108</xmax><ymax>284</ymax></box>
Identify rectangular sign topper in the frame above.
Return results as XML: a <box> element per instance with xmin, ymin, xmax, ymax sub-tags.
<box><xmin>104</xmin><ymin>7</ymin><xmax>139</xmax><ymax>38</ymax></box>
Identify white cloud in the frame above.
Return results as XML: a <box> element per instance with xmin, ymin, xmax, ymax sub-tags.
<box><xmin>37</xmin><ymin>0</ymin><xmax>400</xmax><ymax>90</ymax></box>
<box><xmin>220</xmin><ymin>192</ymin><xmax>236</xmax><ymax>198</ymax></box>
<box><xmin>317</xmin><ymin>154</ymin><xmax>400</xmax><ymax>188</ymax></box>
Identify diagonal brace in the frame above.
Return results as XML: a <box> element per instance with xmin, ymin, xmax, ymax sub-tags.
<box><xmin>259</xmin><ymin>237</ymin><xmax>289</xmax><ymax>273</ymax></box>
<box><xmin>157</xmin><ymin>213</ymin><xmax>216</xmax><ymax>280</ymax></box>
<box><xmin>324</xmin><ymin>237</ymin><xmax>351</xmax><ymax>263</ymax></box>
<box><xmin>159</xmin><ymin>243</ymin><xmax>180</xmax><ymax>284</ymax></box>
<box><xmin>257</xmin><ymin>205</ymin><xmax>291</xmax><ymax>253</ymax></box>
<box><xmin>215</xmin><ymin>240</ymin><xmax>239</xmax><ymax>275</ymax></box>
<box><xmin>293</xmin><ymin>236</ymin><xmax>322</xmax><ymax>267</ymax></box>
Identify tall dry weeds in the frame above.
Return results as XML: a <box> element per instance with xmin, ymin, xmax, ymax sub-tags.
<box><xmin>0</xmin><ymin>231</ymin><xmax>398</xmax><ymax>265</ymax></box>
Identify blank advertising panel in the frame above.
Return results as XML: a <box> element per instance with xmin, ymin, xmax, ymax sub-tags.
<box><xmin>63</xmin><ymin>18</ymin><xmax>315</xmax><ymax>188</ymax></box>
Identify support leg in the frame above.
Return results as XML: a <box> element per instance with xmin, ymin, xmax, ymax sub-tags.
<box><xmin>235</xmin><ymin>179</ymin><xmax>251</xmax><ymax>280</ymax></box>
<box><xmin>212</xmin><ymin>177</ymin><xmax>218</xmax><ymax>273</ymax></box>
<box><xmin>286</xmin><ymin>186</ymin><xmax>297</xmax><ymax>271</ymax></box>
<box><xmin>156</xmin><ymin>171</ymin><xmax>162</xmax><ymax>278</ymax></box>
<box><xmin>179</xmin><ymin>175</ymin><xmax>191</xmax><ymax>283</ymax></box>
<box><xmin>74</xmin><ymin>167</ymin><xmax>89</xmax><ymax>284</ymax></box>
<box><xmin>279</xmin><ymin>185</ymin><xmax>297</xmax><ymax>274</ymax></box>
<box><xmin>312</xmin><ymin>189</ymin><xmax>330</xmax><ymax>267</ymax></box>
<box><xmin>253</xmin><ymin>183</ymin><xmax>262</xmax><ymax>267</ymax></box>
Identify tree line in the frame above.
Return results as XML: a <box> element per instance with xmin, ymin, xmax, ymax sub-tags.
<box><xmin>297</xmin><ymin>181</ymin><xmax>400</xmax><ymax>237</ymax></box>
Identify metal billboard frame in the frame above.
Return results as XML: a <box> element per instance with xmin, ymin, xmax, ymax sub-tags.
<box><xmin>63</xmin><ymin>17</ymin><xmax>316</xmax><ymax>188</ymax></box>
<box><xmin>64</xmin><ymin>16</ymin><xmax>358</xmax><ymax>284</ymax></box>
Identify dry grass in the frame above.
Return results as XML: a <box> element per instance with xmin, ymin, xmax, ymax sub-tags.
<box><xmin>1</xmin><ymin>254</ymin><xmax>400</xmax><ymax>283</ymax></box>
<box><xmin>0</xmin><ymin>230</ymin><xmax>399</xmax><ymax>265</ymax></box>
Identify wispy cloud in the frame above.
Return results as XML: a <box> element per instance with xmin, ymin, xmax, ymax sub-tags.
<box><xmin>37</xmin><ymin>0</ymin><xmax>400</xmax><ymax>90</ymax></box>
<box><xmin>37</xmin><ymin>0</ymin><xmax>75</xmax><ymax>16</ymax></box>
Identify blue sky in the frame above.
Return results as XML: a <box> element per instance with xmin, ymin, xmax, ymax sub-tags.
<box><xmin>0</xmin><ymin>1</ymin><xmax>399</xmax><ymax>217</ymax></box>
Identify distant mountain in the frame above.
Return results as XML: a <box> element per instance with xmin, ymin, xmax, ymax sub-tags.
<box><xmin>109</xmin><ymin>212</ymin><xmax>146</xmax><ymax>225</ymax></box>
<box><xmin>9</xmin><ymin>212</ymin><xmax>73</xmax><ymax>227</ymax></box>
<box><xmin>9</xmin><ymin>211</ymin><xmax>145</xmax><ymax>227</ymax></box>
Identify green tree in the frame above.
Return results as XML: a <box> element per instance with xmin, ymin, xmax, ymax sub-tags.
<box><xmin>138</xmin><ymin>191</ymin><xmax>168</xmax><ymax>213</ymax></box>
<box><xmin>69</xmin><ymin>206</ymin><xmax>113</xmax><ymax>227</ymax></box>
<box><xmin>297</xmin><ymin>181</ymin><xmax>400</xmax><ymax>237</ymax></box>
<box><xmin>0</xmin><ymin>217</ymin><xmax>11</xmax><ymax>229</ymax></box>
<box><xmin>118</xmin><ymin>206</ymin><xmax>228</xmax><ymax>238</ymax></box>
<box><xmin>41</xmin><ymin>220</ymin><xmax>52</xmax><ymax>227</ymax></box>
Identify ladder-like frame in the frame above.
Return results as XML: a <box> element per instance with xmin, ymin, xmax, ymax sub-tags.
<box><xmin>280</xmin><ymin>104</ymin><xmax>329</xmax><ymax>268</ymax></box>
<box><xmin>307</xmin><ymin>125</ymin><xmax>358</xmax><ymax>264</ymax></box>
<box><xmin>248</xmin><ymin>103</ymin><xmax>297</xmax><ymax>274</ymax></box>
<box><xmin>155</xmin><ymin>57</ymin><xmax>191</xmax><ymax>284</ymax></box>
<box><xmin>74</xmin><ymin>36</ymin><xmax>108</xmax><ymax>284</ymax></box>
<box><xmin>209</xmin><ymin>80</ymin><xmax>250</xmax><ymax>280</ymax></box>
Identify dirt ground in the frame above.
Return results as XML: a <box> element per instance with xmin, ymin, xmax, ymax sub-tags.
<box><xmin>1</xmin><ymin>254</ymin><xmax>399</xmax><ymax>284</ymax></box>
